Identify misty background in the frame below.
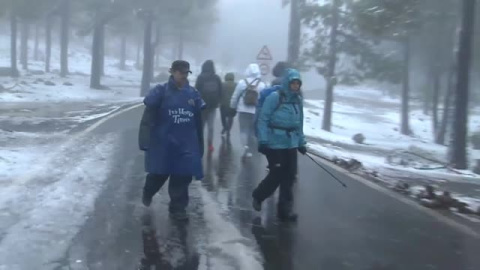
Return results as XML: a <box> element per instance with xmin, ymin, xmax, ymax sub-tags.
<box><xmin>0</xmin><ymin>0</ymin><xmax>479</xmax><ymax>170</ymax></box>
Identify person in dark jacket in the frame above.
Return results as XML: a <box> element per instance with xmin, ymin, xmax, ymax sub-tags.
<box><xmin>141</xmin><ymin>60</ymin><xmax>206</xmax><ymax>221</ymax></box>
<box><xmin>252</xmin><ymin>69</ymin><xmax>307</xmax><ymax>222</ymax></box>
<box><xmin>220</xmin><ymin>73</ymin><xmax>237</xmax><ymax>137</ymax></box>
<box><xmin>195</xmin><ymin>60</ymin><xmax>222</xmax><ymax>153</ymax></box>
<box><xmin>271</xmin><ymin>61</ymin><xmax>290</xmax><ymax>86</ymax></box>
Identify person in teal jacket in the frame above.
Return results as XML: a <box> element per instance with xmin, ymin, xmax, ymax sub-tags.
<box><xmin>252</xmin><ymin>68</ymin><xmax>307</xmax><ymax>222</ymax></box>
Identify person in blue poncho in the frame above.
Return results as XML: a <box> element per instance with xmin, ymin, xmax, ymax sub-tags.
<box><xmin>252</xmin><ymin>68</ymin><xmax>307</xmax><ymax>222</ymax></box>
<box><xmin>141</xmin><ymin>60</ymin><xmax>205</xmax><ymax>221</ymax></box>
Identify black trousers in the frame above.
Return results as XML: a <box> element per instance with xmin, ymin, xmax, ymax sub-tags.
<box><xmin>253</xmin><ymin>148</ymin><xmax>298</xmax><ymax>212</ymax></box>
<box><xmin>143</xmin><ymin>174</ymin><xmax>193</xmax><ymax>213</ymax></box>
<box><xmin>220</xmin><ymin>105</ymin><xmax>234</xmax><ymax>133</ymax></box>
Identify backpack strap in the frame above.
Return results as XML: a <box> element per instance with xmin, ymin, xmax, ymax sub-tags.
<box><xmin>253</xmin><ymin>78</ymin><xmax>261</xmax><ymax>88</ymax></box>
<box><xmin>245</xmin><ymin>78</ymin><xmax>260</xmax><ymax>89</ymax></box>
<box><xmin>273</xmin><ymin>90</ymin><xmax>286</xmax><ymax>114</ymax></box>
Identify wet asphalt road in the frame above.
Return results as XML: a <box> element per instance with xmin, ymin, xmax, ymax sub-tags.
<box><xmin>64</xmin><ymin>105</ymin><xmax>480</xmax><ymax>270</ymax></box>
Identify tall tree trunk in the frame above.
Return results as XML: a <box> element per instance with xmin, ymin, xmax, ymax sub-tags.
<box><xmin>10</xmin><ymin>11</ymin><xmax>18</xmax><ymax>77</ymax></box>
<box><xmin>287</xmin><ymin>0</ymin><xmax>303</xmax><ymax>66</ymax></box>
<box><xmin>45</xmin><ymin>16</ymin><xmax>52</xmax><ymax>73</ymax></box>
<box><xmin>119</xmin><ymin>35</ymin><xmax>127</xmax><ymax>70</ymax></box>
<box><xmin>136</xmin><ymin>36</ymin><xmax>142</xmax><ymax>70</ymax></box>
<box><xmin>177</xmin><ymin>29</ymin><xmax>184</xmax><ymax>60</ymax></box>
<box><xmin>322</xmin><ymin>0</ymin><xmax>340</xmax><ymax>132</ymax></box>
<box><xmin>60</xmin><ymin>0</ymin><xmax>70</xmax><ymax>77</ymax></box>
<box><xmin>436</xmin><ymin>71</ymin><xmax>454</xmax><ymax>145</ymax></box>
<box><xmin>99</xmin><ymin>27</ymin><xmax>105</xmax><ymax>76</ymax></box>
<box><xmin>90</xmin><ymin>23</ymin><xmax>105</xmax><ymax>89</ymax></box>
<box><xmin>20</xmin><ymin>22</ymin><xmax>29</xmax><ymax>70</ymax></box>
<box><xmin>423</xmin><ymin>92</ymin><xmax>430</xmax><ymax>116</ymax></box>
<box><xmin>141</xmin><ymin>18</ymin><xmax>153</xmax><ymax>96</ymax></box>
<box><xmin>450</xmin><ymin>0</ymin><xmax>476</xmax><ymax>169</ymax></box>
<box><xmin>432</xmin><ymin>68</ymin><xmax>441</xmax><ymax>135</ymax></box>
<box><xmin>401</xmin><ymin>37</ymin><xmax>411</xmax><ymax>135</ymax></box>
<box><xmin>155</xmin><ymin>49</ymin><xmax>160</xmax><ymax>69</ymax></box>
<box><xmin>154</xmin><ymin>24</ymin><xmax>161</xmax><ymax>69</ymax></box>
<box><xmin>34</xmin><ymin>23</ymin><xmax>39</xmax><ymax>61</ymax></box>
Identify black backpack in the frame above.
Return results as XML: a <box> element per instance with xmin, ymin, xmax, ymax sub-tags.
<box><xmin>200</xmin><ymin>76</ymin><xmax>221</xmax><ymax>107</ymax></box>
<box><xmin>243</xmin><ymin>79</ymin><xmax>261</xmax><ymax>106</ymax></box>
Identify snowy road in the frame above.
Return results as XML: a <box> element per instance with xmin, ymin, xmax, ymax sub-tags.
<box><xmin>2</xmin><ymin>104</ymin><xmax>480</xmax><ymax>270</ymax></box>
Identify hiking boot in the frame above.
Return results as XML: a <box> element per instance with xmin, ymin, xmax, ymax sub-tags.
<box><xmin>142</xmin><ymin>192</ymin><xmax>152</xmax><ymax>207</ymax></box>
<box><xmin>252</xmin><ymin>198</ymin><xmax>262</xmax><ymax>212</ymax></box>
<box><xmin>277</xmin><ymin>212</ymin><xmax>298</xmax><ymax>222</ymax></box>
<box><xmin>169</xmin><ymin>212</ymin><xmax>189</xmax><ymax>222</ymax></box>
<box><xmin>278</xmin><ymin>203</ymin><xmax>297</xmax><ymax>222</ymax></box>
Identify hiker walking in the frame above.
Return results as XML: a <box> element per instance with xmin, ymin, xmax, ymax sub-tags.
<box><xmin>195</xmin><ymin>60</ymin><xmax>223</xmax><ymax>153</ymax></box>
<box><xmin>220</xmin><ymin>72</ymin><xmax>237</xmax><ymax>137</ymax></box>
<box><xmin>252</xmin><ymin>68</ymin><xmax>307</xmax><ymax>222</ymax></box>
<box><xmin>230</xmin><ymin>63</ymin><xmax>266</xmax><ymax>158</ymax></box>
<box><xmin>140</xmin><ymin>60</ymin><xmax>205</xmax><ymax>221</ymax></box>
<box><xmin>271</xmin><ymin>61</ymin><xmax>290</xmax><ymax>86</ymax></box>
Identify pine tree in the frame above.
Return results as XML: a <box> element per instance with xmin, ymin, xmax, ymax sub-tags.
<box><xmin>301</xmin><ymin>0</ymin><xmax>402</xmax><ymax>131</ymax></box>
<box><xmin>353</xmin><ymin>0</ymin><xmax>423</xmax><ymax>135</ymax></box>
<box><xmin>451</xmin><ymin>0</ymin><xmax>476</xmax><ymax>169</ymax></box>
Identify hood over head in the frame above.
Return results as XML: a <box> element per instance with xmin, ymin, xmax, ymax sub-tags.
<box><xmin>272</xmin><ymin>61</ymin><xmax>290</xmax><ymax>78</ymax></box>
<box><xmin>245</xmin><ymin>63</ymin><xmax>261</xmax><ymax>79</ymax></box>
<box><xmin>281</xmin><ymin>68</ymin><xmax>302</xmax><ymax>97</ymax></box>
<box><xmin>201</xmin><ymin>60</ymin><xmax>216</xmax><ymax>74</ymax></box>
<box><xmin>224</xmin><ymin>72</ymin><xmax>235</xmax><ymax>81</ymax></box>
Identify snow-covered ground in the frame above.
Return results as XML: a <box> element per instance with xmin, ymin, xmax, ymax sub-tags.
<box><xmin>304</xmin><ymin>86</ymin><xmax>480</xmax><ymax>217</ymax></box>
<box><xmin>0</xmin><ymin>34</ymin><xmax>151</xmax><ymax>268</ymax></box>
<box><xmin>0</xmin><ymin>134</ymin><xmax>119</xmax><ymax>268</ymax></box>
<box><xmin>0</xmin><ymin>54</ymin><xmax>143</xmax><ymax>103</ymax></box>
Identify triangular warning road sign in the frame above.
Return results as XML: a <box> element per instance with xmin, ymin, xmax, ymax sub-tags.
<box><xmin>256</xmin><ymin>45</ymin><xmax>273</xmax><ymax>61</ymax></box>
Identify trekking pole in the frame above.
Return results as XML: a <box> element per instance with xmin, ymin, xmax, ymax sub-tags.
<box><xmin>305</xmin><ymin>153</ymin><xmax>348</xmax><ymax>188</ymax></box>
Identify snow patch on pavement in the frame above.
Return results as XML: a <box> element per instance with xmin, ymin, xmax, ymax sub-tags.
<box><xmin>195</xmin><ymin>182</ymin><xmax>263</xmax><ymax>270</ymax></box>
<box><xmin>0</xmin><ymin>146</ymin><xmax>47</xmax><ymax>183</ymax></box>
<box><xmin>0</xmin><ymin>134</ymin><xmax>119</xmax><ymax>270</ymax></box>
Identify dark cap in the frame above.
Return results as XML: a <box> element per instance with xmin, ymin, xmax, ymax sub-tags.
<box><xmin>171</xmin><ymin>60</ymin><xmax>192</xmax><ymax>73</ymax></box>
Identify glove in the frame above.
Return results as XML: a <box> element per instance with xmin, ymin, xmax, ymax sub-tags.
<box><xmin>298</xmin><ymin>146</ymin><xmax>307</xmax><ymax>155</ymax></box>
<box><xmin>258</xmin><ymin>144</ymin><xmax>269</xmax><ymax>155</ymax></box>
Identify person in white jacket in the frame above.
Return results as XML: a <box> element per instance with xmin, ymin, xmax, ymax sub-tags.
<box><xmin>230</xmin><ymin>63</ymin><xmax>266</xmax><ymax>158</ymax></box>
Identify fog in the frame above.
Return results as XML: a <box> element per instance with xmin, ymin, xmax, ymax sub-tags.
<box><xmin>208</xmin><ymin>0</ymin><xmax>289</xmax><ymax>70</ymax></box>
<box><xmin>198</xmin><ymin>0</ymin><xmax>319</xmax><ymax>90</ymax></box>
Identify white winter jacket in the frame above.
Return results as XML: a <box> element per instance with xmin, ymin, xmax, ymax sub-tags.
<box><xmin>230</xmin><ymin>64</ymin><xmax>266</xmax><ymax>114</ymax></box>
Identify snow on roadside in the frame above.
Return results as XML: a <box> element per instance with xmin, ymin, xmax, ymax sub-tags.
<box><xmin>0</xmin><ymin>134</ymin><xmax>119</xmax><ymax>270</ymax></box>
<box><xmin>304</xmin><ymin>88</ymin><xmax>480</xmax><ymax>220</ymax></box>
<box><xmin>304</xmin><ymin>97</ymin><xmax>480</xmax><ymax>176</ymax></box>
<box><xmin>0</xmin><ymin>147</ymin><xmax>47</xmax><ymax>182</ymax></box>
<box><xmin>195</xmin><ymin>182</ymin><xmax>263</xmax><ymax>270</ymax></box>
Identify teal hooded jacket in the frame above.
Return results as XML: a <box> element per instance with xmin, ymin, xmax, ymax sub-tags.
<box><xmin>257</xmin><ymin>69</ymin><xmax>306</xmax><ymax>149</ymax></box>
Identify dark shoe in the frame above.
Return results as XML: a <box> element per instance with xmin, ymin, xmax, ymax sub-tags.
<box><xmin>277</xmin><ymin>212</ymin><xmax>298</xmax><ymax>222</ymax></box>
<box><xmin>169</xmin><ymin>212</ymin><xmax>189</xmax><ymax>222</ymax></box>
<box><xmin>252</xmin><ymin>198</ymin><xmax>262</xmax><ymax>212</ymax></box>
<box><xmin>142</xmin><ymin>192</ymin><xmax>152</xmax><ymax>207</ymax></box>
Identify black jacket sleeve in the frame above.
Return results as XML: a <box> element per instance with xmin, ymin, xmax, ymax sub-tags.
<box><xmin>217</xmin><ymin>75</ymin><xmax>223</xmax><ymax>99</ymax></box>
<box><xmin>195</xmin><ymin>111</ymin><xmax>204</xmax><ymax>157</ymax></box>
<box><xmin>195</xmin><ymin>75</ymin><xmax>204</xmax><ymax>93</ymax></box>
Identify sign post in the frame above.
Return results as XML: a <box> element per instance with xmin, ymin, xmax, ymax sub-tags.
<box><xmin>256</xmin><ymin>45</ymin><xmax>273</xmax><ymax>79</ymax></box>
